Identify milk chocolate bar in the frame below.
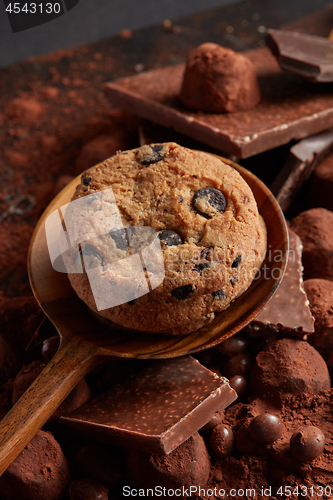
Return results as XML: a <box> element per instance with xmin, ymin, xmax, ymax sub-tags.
<box><xmin>60</xmin><ymin>356</ymin><xmax>236</xmax><ymax>455</ymax></box>
<box><xmin>266</xmin><ymin>29</ymin><xmax>333</xmax><ymax>82</ymax></box>
<box><xmin>247</xmin><ymin>228</ymin><xmax>314</xmax><ymax>338</ymax></box>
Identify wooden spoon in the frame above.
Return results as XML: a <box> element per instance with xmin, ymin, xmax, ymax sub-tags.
<box><xmin>0</xmin><ymin>156</ymin><xmax>288</xmax><ymax>474</ymax></box>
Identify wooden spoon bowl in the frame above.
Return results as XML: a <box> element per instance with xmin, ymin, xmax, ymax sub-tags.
<box><xmin>0</xmin><ymin>155</ymin><xmax>288</xmax><ymax>474</ymax></box>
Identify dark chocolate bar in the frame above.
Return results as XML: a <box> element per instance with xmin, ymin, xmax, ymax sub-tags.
<box><xmin>60</xmin><ymin>356</ymin><xmax>236</xmax><ymax>455</ymax></box>
<box><xmin>266</xmin><ymin>29</ymin><xmax>333</xmax><ymax>82</ymax></box>
<box><xmin>247</xmin><ymin>229</ymin><xmax>314</xmax><ymax>338</ymax></box>
<box><xmin>104</xmin><ymin>46</ymin><xmax>333</xmax><ymax>159</ymax></box>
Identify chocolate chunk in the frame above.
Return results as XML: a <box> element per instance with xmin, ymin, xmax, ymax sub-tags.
<box><xmin>210</xmin><ymin>423</ymin><xmax>234</xmax><ymax>459</ymax></box>
<box><xmin>290</xmin><ymin>426</ymin><xmax>325</xmax><ymax>462</ymax></box>
<box><xmin>179</xmin><ymin>195</ymin><xmax>183</xmax><ymax>203</ymax></box>
<box><xmin>200</xmin><ymin>248</ymin><xmax>212</xmax><ymax>260</ymax></box>
<box><xmin>82</xmin><ymin>176</ymin><xmax>92</xmax><ymax>186</ymax></box>
<box><xmin>137</xmin><ymin>143</ymin><xmax>166</xmax><ymax>165</ymax></box>
<box><xmin>193</xmin><ymin>187</ymin><xmax>226</xmax><ymax>219</ymax></box>
<box><xmin>246</xmin><ymin>229</ymin><xmax>314</xmax><ymax>338</ymax></box>
<box><xmin>60</xmin><ymin>356</ymin><xmax>237</xmax><ymax>455</ymax></box>
<box><xmin>194</xmin><ymin>262</ymin><xmax>210</xmax><ymax>272</ymax></box>
<box><xmin>266</xmin><ymin>29</ymin><xmax>333</xmax><ymax>82</ymax></box>
<box><xmin>212</xmin><ymin>288</ymin><xmax>227</xmax><ymax>300</ymax></box>
<box><xmin>171</xmin><ymin>284</ymin><xmax>196</xmax><ymax>301</ymax></box>
<box><xmin>230</xmin><ymin>276</ymin><xmax>237</xmax><ymax>285</ymax></box>
<box><xmin>82</xmin><ymin>244</ymin><xmax>103</xmax><ymax>267</ymax></box>
<box><xmin>249</xmin><ymin>413</ymin><xmax>283</xmax><ymax>445</ymax></box>
<box><xmin>158</xmin><ymin>230</ymin><xmax>183</xmax><ymax>247</ymax></box>
<box><xmin>231</xmin><ymin>255</ymin><xmax>242</xmax><ymax>268</ymax></box>
<box><xmin>109</xmin><ymin>228</ymin><xmax>130</xmax><ymax>251</ymax></box>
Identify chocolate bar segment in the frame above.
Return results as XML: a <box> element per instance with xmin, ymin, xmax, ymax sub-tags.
<box><xmin>247</xmin><ymin>228</ymin><xmax>314</xmax><ymax>338</ymax></box>
<box><xmin>266</xmin><ymin>29</ymin><xmax>333</xmax><ymax>82</ymax></box>
<box><xmin>60</xmin><ymin>356</ymin><xmax>236</xmax><ymax>455</ymax></box>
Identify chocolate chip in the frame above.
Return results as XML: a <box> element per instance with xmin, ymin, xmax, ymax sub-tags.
<box><xmin>230</xmin><ymin>276</ymin><xmax>237</xmax><ymax>285</ymax></box>
<box><xmin>200</xmin><ymin>248</ymin><xmax>212</xmax><ymax>260</ymax></box>
<box><xmin>249</xmin><ymin>413</ymin><xmax>283</xmax><ymax>445</ymax></box>
<box><xmin>290</xmin><ymin>426</ymin><xmax>325</xmax><ymax>462</ymax></box>
<box><xmin>86</xmin><ymin>192</ymin><xmax>101</xmax><ymax>205</ymax></box>
<box><xmin>210</xmin><ymin>424</ymin><xmax>234</xmax><ymax>459</ymax></box>
<box><xmin>194</xmin><ymin>262</ymin><xmax>210</xmax><ymax>272</ymax></box>
<box><xmin>109</xmin><ymin>228</ymin><xmax>130</xmax><ymax>251</ymax></box>
<box><xmin>193</xmin><ymin>187</ymin><xmax>226</xmax><ymax>219</ymax></box>
<box><xmin>179</xmin><ymin>195</ymin><xmax>183</xmax><ymax>203</ymax></box>
<box><xmin>82</xmin><ymin>244</ymin><xmax>103</xmax><ymax>267</ymax></box>
<box><xmin>212</xmin><ymin>289</ymin><xmax>227</xmax><ymax>300</ymax></box>
<box><xmin>232</xmin><ymin>255</ymin><xmax>242</xmax><ymax>268</ymax></box>
<box><xmin>82</xmin><ymin>176</ymin><xmax>92</xmax><ymax>186</ymax></box>
<box><xmin>137</xmin><ymin>144</ymin><xmax>167</xmax><ymax>165</ymax></box>
<box><xmin>128</xmin><ymin>299</ymin><xmax>136</xmax><ymax>306</ymax></box>
<box><xmin>158</xmin><ymin>230</ymin><xmax>183</xmax><ymax>247</ymax></box>
<box><xmin>171</xmin><ymin>284</ymin><xmax>196</xmax><ymax>301</ymax></box>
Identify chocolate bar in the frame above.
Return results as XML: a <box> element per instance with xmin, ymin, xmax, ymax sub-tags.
<box><xmin>60</xmin><ymin>356</ymin><xmax>236</xmax><ymax>455</ymax></box>
<box><xmin>104</xmin><ymin>46</ymin><xmax>333</xmax><ymax>158</ymax></box>
<box><xmin>266</xmin><ymin>29</ymin><xmax>333</xmax><ymax>82</ymax></box>
<box><xmin>246</xmin><ymin>228</ymin><xmax>314</xmax><ymax>338</ymax></box>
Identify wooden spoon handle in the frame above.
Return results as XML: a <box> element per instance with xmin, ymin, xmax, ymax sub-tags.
<box><xmin>0</xmin><ymin>335</ymin><xmax>100</xmax><ymax>476</ymax></box>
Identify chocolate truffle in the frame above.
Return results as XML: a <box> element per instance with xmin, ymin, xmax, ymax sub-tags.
<box><xmin>126</xmin><ymin>433</ymin><xmax>210</xmax><ymax>499</ymax></box>
<box><xmin>303</xmin><ymin>279</ymin><xmax>333</xmax><ymax>359</ymax></box>
<box><xmin>0</xmin><ymin>430</ymin><xmax>70</xmax><ymax>500</ymax></box>
<box><xmin>289</xmin><ymin>208</ymin><xmax>333</xmax><ymax>281</ymax></box>
<box><xmin>250</xmin><ymin>338</ymin><xmax>331</xmax><ymax>400</ymax></box>
<box><xmin>179</xmin><ymin>43</ymin><xmax>261</xmax><ymax>113</ymax></box>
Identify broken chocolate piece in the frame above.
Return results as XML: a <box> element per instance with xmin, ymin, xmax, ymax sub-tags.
<box><xmin>171</xmin><ymin>284</ymin><xmax>195</xmax><ymax>301</ymax></box>
<box><xmin>246</xmin><ymin>228</ymin><xmax>314</xmax><ymax>338</ymax></box>
<box><xmin>158</xmin><ymin>230</ymin><xmax>183</xmax><ymax>247</ymax></box>
<box><xmin>193</xmin><ymin>188</ymin><xmax>226</xmax><ymax>219</ymax></box>
<box><xmin>270</xmin><ymin>128</ymin><xmax>333</xmax><ymax>212</ymax></box>
<box><xmin>60</xmin><ymin>356</ymin><xmax>237</xmax><ymax>455</ymax></box>
<box><xmin>266</xmin><ymin>29</ymin><xmax>333</xmax><ymax>82</ymax></box>
<box><xmin>193</xmin><ymin>262</ymin><xmax>210</xmax><ymax>272</ymax></box>
<box><xmin>231</xmin><ymin>255</ymin><xmax>242</xmax><ymax>268</ymax></box>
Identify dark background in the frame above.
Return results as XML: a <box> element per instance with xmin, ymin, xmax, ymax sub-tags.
<box><xmin>0</xmin><ymin>0</ymin><xmax>241</xmax><ymax>68</ymax></box>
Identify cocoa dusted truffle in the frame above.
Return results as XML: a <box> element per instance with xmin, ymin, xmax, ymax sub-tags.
<box><xmin>250</xmin><ymin>338</ymin><xmax>331</xmax><ymax>400</ymax></box>
<box><xmin>179</xmin><ymin>43</ymin><xmax>261</xmax><ymax>113</ymax></box>
<box><xmin>289</xmin><ymin>208</ymin><xmax>333</xmax><ymax>281</ymax></box>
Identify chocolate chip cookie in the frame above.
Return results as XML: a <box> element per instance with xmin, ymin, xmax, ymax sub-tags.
<box><xmin>62</xmin><ymin>142</ymin><xmax>267</xmax><ymax>335</ymax></box>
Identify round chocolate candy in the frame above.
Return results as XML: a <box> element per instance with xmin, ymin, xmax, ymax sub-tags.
<box><xmin>210</xmin><ymin>423</ymin><xmax>234</xmax><ymax>459</ymax></box>
<box><xmin>290</xmin><ymin>425</ymin><xmax>325</xmax><ymax>462</ymax></box>
<box><xmin>249</xmin><ymin>413</ymin><xmax>283</xmax><ymax>445</ymax></box>
<box><xmin>41</xmin><ymin>335</ymin><xmax>59</xmax><ymax>360</ymax></box>
<box><xmin>229</xmin><ymin>374</ymin><xmax>247</xmax><ymax>399</ymax></box>
<box><xmin>200</xmin><ymin>412</ymin><xmax>223</xmax><ymax>434</ymax></box>
<box><xmin>193</xmin><ymin>187</ymin><xmax>226</xmax><ymax>219</ymax></box>
<box><xmin>216</xmin><ymin>332</ymin><xmax>249</xmax><ymax>356</ymax></box>
<box><xmin>223</xmin><ymin>351</ymin><xmax>254</xmax><ymax>378</ymax></box>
